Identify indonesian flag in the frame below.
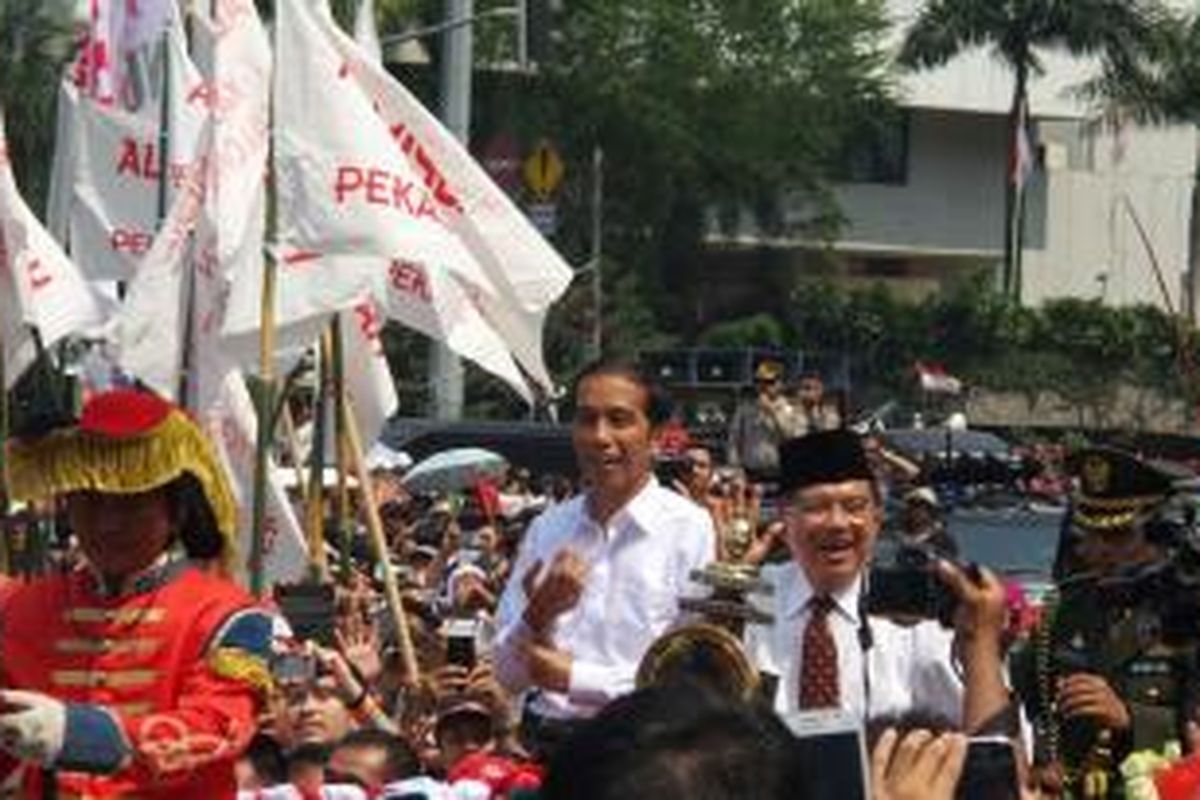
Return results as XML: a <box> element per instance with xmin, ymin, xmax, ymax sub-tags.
<box><xmin>222</xmin><ymin>0</ymin><xmax>572</xmax><ymax>401</ymax></box>
<box><xmin>1010</xmin><ymin>97</ymin><xmax>1034</xmax><ymax>193</ymax></box>
<box><xmin>0</xmin><ymin>112</ymin><xmax>108</xmax><ymax>389</ymax></box>
<box><xmin>915</xmin><ymin>361</ymin><xmax>963</xmax><ymax>395</ymax></box>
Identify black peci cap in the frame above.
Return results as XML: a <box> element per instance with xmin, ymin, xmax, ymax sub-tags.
<box><xmin>779</xmin><ymin>430</ymin><xmax>874</xmax><ymax>495</ymax></box>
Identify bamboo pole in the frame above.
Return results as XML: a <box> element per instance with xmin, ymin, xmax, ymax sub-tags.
<box><xmin>305</xmin><ymin>333</ymin><xmax>331</xmax><ymax>580</ymax></box>
<box><xmin>341</xmin><ymin>390</ymin><xmax>419</xmax><ymax>685</ymax></box>
<box><xmin>331</xmin><ymin>317</ymin><xmax>352</xmax><ymax>584</ymax></box>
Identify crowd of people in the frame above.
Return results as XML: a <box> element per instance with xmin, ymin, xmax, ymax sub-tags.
<box><xmin>0</xmin><ymin>358</ymin><xmax>1199</xmax><ymax>799</ymax></box>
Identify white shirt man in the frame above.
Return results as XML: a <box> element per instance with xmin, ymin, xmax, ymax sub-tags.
<box><xmin>495</xmin><ymin>479</ymin><xmax>713</xmax><ymax>719</ymax></box>
<box><xmin>493</xmin><ymin>362</ymin><xmax>715</xmax><ymax>737</ymax></box>
<box><xmin>747</xmin><ymin>565</ymin><xmax>962</xmax><ymax>723</ymax></box>
<box><xmin>746</xmin><ymin>430</ymin><xmax>1010</xmax><ymax>732</ymax></box>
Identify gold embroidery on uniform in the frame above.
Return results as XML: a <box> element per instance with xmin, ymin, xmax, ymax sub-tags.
<box><xmin>208</xmin><ymin>647</ymin><xmax>273</xmax><ymax>694</ymax></box>
<box><xmin>54</xmin><ymin>638</ymin><xmax>161</xmax><ymax>656</ymax></box>
<box><xmin>63</xmin><ymin>608</ymin><xmax>167</xmax><ymax>625</ymax></box>
<box><xmin>51</xmin><ymin>669</ymin><xmax>159</xmax><ymax>688</ymax></box>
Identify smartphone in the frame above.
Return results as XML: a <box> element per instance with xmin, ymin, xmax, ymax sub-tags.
<box><xmin>445</xmin><ymin>617</ymin><xmax>478</xmax><ymax>670</ymax></box>
<box><xmin>274</xmin><ymin>583</ymin><xmax>337</xmax><ymax>647</ymax></box>
<box><xmin>782</xmin><ymin>710</ymin><xmax>869</xmax><ymax>800</ymax></box>
<box><xmin>272</xmin><ymin>652</ymin><xmax>317</xmax><ymax>683</ymax></box>
<box><xmin>955</xmin><ymin>737</ymin><xmax>1019</xmax><ymax>800</ymax></box>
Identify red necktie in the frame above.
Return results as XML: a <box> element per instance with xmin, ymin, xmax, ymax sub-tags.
<box><xmin>799</xmin><ymin>594</ymin><xmax>840</xmax><ymax>709</ymax></box>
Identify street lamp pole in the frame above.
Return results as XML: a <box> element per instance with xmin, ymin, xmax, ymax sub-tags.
<box><xmin>590</xmin><ymin>146</ymin><xmax>603</xmax><ymax>360</ymax></box>
<box><xmin>430</xmin><ymin>0</ymin><xmax>474</xmax><ymax>420</ymax></box>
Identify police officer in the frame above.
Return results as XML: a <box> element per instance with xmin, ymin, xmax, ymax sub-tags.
<box><xmin>1016</xmin><ymin>447</ymin><xmax>1200</xmax><ymax>799</ymax></box>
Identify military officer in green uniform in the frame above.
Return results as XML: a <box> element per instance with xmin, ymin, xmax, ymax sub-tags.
<box><xmin>1016</xmin><ymin>447</ymin><xmax>1200</xmax><ymax>798</ymax></box>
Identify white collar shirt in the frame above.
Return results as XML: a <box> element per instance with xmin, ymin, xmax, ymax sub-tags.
<box><xmin>746</xmin><ymin>561</ymin><xmax>963</xmax><ymax>725</ymax></box>
<box><xmin>494</xmin><ymin>478</ymin><xmax>716</xmax><ymax>720</ymax></box>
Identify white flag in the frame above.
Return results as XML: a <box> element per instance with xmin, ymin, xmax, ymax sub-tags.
<box><xmin>341</xmin><ymin>296</ymin><xmax>398</xmax><ymax>448</ymax></box>
<box><xmin>224</xmin><ymin>0</ymin><xmax>570</xmax><ymax>401</ymax></box>
<box><xmin>0</xmin><ymin>113</ymin><xmax>108</xmax><ymax>389</ymax></box>
<box><xmin>204</xmin><ymin>369</ymin><xmax>310</xmax><ymax>588</ymax></box>
<box><xmin>353</xmin><ymin>0</ymin><xmax>382</xmax><ymax>65</ymax></box>
<box><xmin>68</xmin><ymin>21</ymin><xmax>209</xmax><ymax>281</ymax></box>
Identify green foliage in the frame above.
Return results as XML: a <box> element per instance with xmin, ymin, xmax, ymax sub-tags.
<box><xmin>697</xmin><ymin>313</ymin><xmax>786</xmax><ymax>349</ymax></box>
<box><xmin>0</xmin><ymin>0</ymin><xmax>76</xmax><ymax>210</ymax></box>
<box><xmin>728</xmin><ymin>278</ymin><xmax>1196</xmax><ymax>423</ymax></box>
<box><xmin>532</xmin><ymin>0</ymin><xmax>894</xmax><ymax>334</ymax></box>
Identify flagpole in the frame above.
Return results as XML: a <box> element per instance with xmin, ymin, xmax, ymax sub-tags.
<box><xmin>0</xmin><ymin>343</ymin><xmax>9</xmax><ymax>576</ymax></box>
<box><xmin>342</xmin><ymin>384</ymin><xmax>420</xmax><ymax>685</ymax></box>
<box><xmin>250</xmin><ymin>0</ymin><xmax>282</xmax><ymax>598</ymax></box>
<box><xmin>306</xmin><ymin>332</ymin><xmax>331</xmax><ymax>581</ymax></box>
<box><xmin>331</xmin><ymin>316</ymin><xmax>353</xmax><ymax>584</ymax></box>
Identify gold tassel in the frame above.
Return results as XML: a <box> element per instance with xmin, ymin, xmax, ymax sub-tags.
<box><xmin>4</xmin><ymin>410</ymin><xmax>239</xmax><ymax>571</ymax></box>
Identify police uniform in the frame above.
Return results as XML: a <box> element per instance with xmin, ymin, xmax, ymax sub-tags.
<box><xmin>0</xmin><ymin>389</ymin><xmax>275</xmax><ymax>798</ymax></box>
<box><xmin>1014</xmin><ymin>448</ymin><xmax>1200</xmax><ymax>799</ymax></box>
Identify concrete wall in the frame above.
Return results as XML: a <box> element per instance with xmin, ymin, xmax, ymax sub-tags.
<box><xmin>1022</xmin><ymin>123</ymin><xmax>1197</xmax><ymax>309</ymax></box>
<box><xmin>823</xmin><ymin>109</ymin><xmax>1007</xmax><ymax>257</ymax></box>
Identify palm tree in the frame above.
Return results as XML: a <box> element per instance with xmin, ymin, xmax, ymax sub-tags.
<box><xmin>898</xmin><ymin>0</ymin><xmax>1170</xmax><ymax>300</ymax></box>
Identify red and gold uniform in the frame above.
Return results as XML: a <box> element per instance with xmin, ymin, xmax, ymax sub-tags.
<box><xmin>0</xmin><ymin>389</ymin><xmax>275</xmax><ymax>798</ymax></box>
<box><xmin>0</xmin><ymin>562</ymin><xmax>272</xmax><ymax>797</ymax></box>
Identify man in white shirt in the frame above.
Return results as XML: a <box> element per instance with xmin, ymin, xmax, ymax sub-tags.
<box><xmin>494</xmin><ymin>360</ymin><xmax>716</xmax><ymax>756</ymax></box>
<box><xmin>746</xmin><ymin>430</ymin><xmax>1010</xmax><ymax>731</ymax></box>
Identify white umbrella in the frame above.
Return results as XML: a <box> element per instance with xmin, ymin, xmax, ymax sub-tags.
<box><xmin>402</xmin><ymin>447</ymin><xmax>508</xmax><ymax>494</ymax></box>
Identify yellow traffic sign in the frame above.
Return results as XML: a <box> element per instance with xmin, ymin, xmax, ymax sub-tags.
<box><xmin>524</xmin><ymin>139</ymin><xmax>565</xmax><ymax>199</ymax></box>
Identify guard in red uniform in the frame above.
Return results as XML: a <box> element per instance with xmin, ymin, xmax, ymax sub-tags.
<box><xmin>0</xmin><ymin>388</ymin><xmax>274</xmax><ymax>798</ymax></box>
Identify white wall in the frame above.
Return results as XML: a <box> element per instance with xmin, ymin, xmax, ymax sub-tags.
<box><xmin>826</xmin><ymin>109</ymin><xmax>1007</xmax><ymax>256</ymax></box>
<box><xmin>1022</xmin><ymin>122</ymin><xmax>1197</xmax><ymax>309</ymax></box>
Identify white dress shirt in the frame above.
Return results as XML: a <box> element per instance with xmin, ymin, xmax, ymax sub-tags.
<box><xmin>745</xmin><ymin>561</ymin><xmax>963</xmax><ymax>725</ymax></box>
<box><xmin>494</xmin><ymin>478</ymin><xmax>716</xmax><ymax>720</ymax></box>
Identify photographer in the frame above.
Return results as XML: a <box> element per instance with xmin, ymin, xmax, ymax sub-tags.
<box><xmin>745</xmin><ymin>431</ymin><xmax>1011</xmax><ymax>732</ymax></box>
<box><xmin>1014</xmin><ymin>448</ymin><xmax>1200</xmax><ymax>798</ymax></box>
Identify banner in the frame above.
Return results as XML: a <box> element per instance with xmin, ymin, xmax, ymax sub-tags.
<box><xmin>0</xmin><ymin>113</ymin><xmax>108</xmax><ymax>389</ymax></box>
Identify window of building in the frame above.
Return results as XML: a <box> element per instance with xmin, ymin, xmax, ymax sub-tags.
<box><xmin>834</xmin><ymin>111</ymin><xmax>910</xmax><ymax>185</ymax></box>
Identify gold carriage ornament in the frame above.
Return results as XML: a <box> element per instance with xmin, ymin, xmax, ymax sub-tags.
<box><xmin>636</xmin><ymin>561</ymin><xmax>774</xmax><ymax>702</ymax></box>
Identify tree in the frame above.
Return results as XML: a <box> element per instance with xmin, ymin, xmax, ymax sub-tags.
<box><xmin>531</xmin><ymin>0</ymin><xmax>894</xmax><ymax>338</ymax></box>
<box><xmin>0</xmin><ymin>0</ymin><xmax>76</xmax><ymax>211</ymax></box>
<box><xmin>898</xmin><ymin>0</ymin><xmax>1169</xmax><ymax>299</ymax></box>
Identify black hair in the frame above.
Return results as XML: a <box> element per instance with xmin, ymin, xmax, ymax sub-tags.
<box><xmin>242</xmin><ymin>733</ymin><xmax>288</xmax><ymax>787</ymax></box>
<box><xmin>168</xmin><ymin>473</ymin><xmax>224</xmax><ymax>559</ymax></box>
<box><xmin>540</xmin><ymin>685</ymin><xmax>798</xmax><ymax>800</ymax></box>
<box><xmin>570</xmin><ymin>359</ymin><xmax>673</xmax><ymax>427</ymax></box>
<box><xmin>335</xmin><ymin>729</ymin><xmax>422</xmax><ymax>783</ymax></box>
<box><xmin>288</xmin><ymin>742</ymin><xmax>332</xmax><ymax>770</ymax></box>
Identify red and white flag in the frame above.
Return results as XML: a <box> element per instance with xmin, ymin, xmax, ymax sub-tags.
<box><xmin>0</xmin><ymin>112</ymin><xmax>108</xmax><ymax>389</ymax></box>
<box><xmin>1010</xmin><ymin>97</ymin><xmax>1034</xmax><ymax>193</ymax></box>
<box><xmin>223</xmin><ymin>0</ymin><xmax>572</xmax><ymax>401</ymax></box>
<box><xmin>915</xmin><ymin>361</ymin><xmax>963</xmax><ymax>395</ymax></box>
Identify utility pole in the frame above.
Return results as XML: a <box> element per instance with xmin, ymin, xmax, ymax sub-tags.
<box><xmin>430</xmin><ymin>0</ymin><xmax>473</xmax><ymax>420</ymax></box>
<box><xmin>590</xmin><ymin>146</ymin><xmax>603</xmax><ymax>360</ymax></box>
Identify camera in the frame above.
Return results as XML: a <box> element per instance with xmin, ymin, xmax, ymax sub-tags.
<box><xmin>445</xmin><ymin>617</ymin><xmax>483</xmax><ymax>670</ymax></box>
<box><xmin>782</xmin><ymin>710</ymin><xmax>869</xmax><ymax>800</ymax></box>
<box><xmin>1093</xmin><ymin>499</ymin><xmax>1200</xmax><ymax>644</ymax></box>
<box><xmin>655</xmin><ymin>456</ymin><xmax>693</xmax><ymax>489</ymax></box>
<box><xmin>866</xmin><ymin>543</ymin><xmax>960</xmax><ymax>626</ymax></box>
